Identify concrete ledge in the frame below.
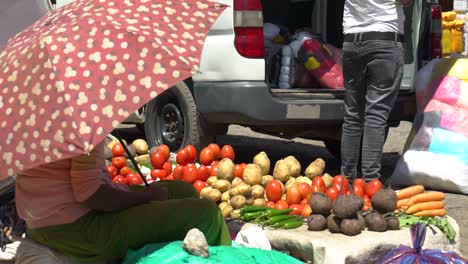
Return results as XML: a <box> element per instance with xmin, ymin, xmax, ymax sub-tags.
<box><xmin>242</xmin><ymin>216</ymin><xmax>462</xmax><ymax>263</ymax></box>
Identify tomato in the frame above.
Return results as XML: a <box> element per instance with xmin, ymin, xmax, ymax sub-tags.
<box><xmin>165</xmin><ymin>174</ymin><xmax>174</xmax><ymax>180</ymax></box>
<box><xmin>289</xmin><ymin>204</ymin><xmax>303</xmax><ymax>215</ymax></box>
<box><xmin>365</xmin><ymin>179</ymin><xmax>383</xmax><ymax>198</ymax></box>
<box><xmin>333</xmin><ymin>175</ymin><xmax>349</xmax><ymax>193</ymax></box>
<box><xmin>193</xmin><ymin>180</ymin><xmax>208</xmax><ymax>193</ymax></box>
<box><xmin>176</xmin><ymin>148</ymin><xmax>191</xmax><ymax>166</ymax></box>
<box><xmin>310</xmin><ymin>184</ymin><xmax>324</xmax><ymax>193</ymax></box>
<box><xmin>111</xmin><ymin>156</ymin><xmax>127</xmax><ymax>170</ymax></box>
<box><xmin>301</xmin><ymin>204</ymin><xmax>312</xmax><ymax>218</ymax></box>
<box><xmin>363</xmin><ymin>196</ymin><xmax>372</xmax><ymax>210</ymax></box>
<box><xmin>332</xmin><ymin>182</ymin><xmax>343</xmax><ymax>194</ymax></box>
<box><xmin>184</xmin><ymin>144</ymin><xmax>198</xmax><ymax>163</ymax></box>
<box><xmin>199</xmin><ymin>148</ymin><xmax>215</xmax><ymax>166</ymax></box>
<box><xmin>126</xmin><ymin>173</ymin><xmax>143</xmax><ymax>185</ymax></box>
<box><xmin>172</xmin><ymin>165</ymin><xmax>185</xmax><ymax>181</ymax></box>
<box><xmin>157</xmin><ymin>144</ymin><xmax>170</xmax><ymax>160</ymax></box>
<box><xmin>300</xmin><ymin>198</ymin><xmax>308</xmax><ymax>205</ymax></box>
<box><xmin>353</xmin><ymin>185</ymin><xmax>365</xmax><ymax>197</ymax></box>
<box><xmin>266</xmin><ymin>180</ymin><xmax>283</xmax><ymax>203</ymax></box>
<box><xmin>312</xmin><ymin>177</ymin><xmax>326</xmax><ymax>191</ymax></box>
<box><xmin>266</xmin><ymin>201</ymin><xmax>276</xmax><ymax>208</ymax></box>
<box><xmin>163</xmin><ymin>162</ymin><xmax>172</xmax><ymax>175</ymax></box>
<box><xmin>150</xmin><ymin>169</ymin><xmax>167</xmax><ymax>180</ymax></box>
<box><xmin>119</xmin><ymin>166</ymin><xmax>133</xmax><ymax>177</ymax></box>
<box><xmin>353</xmin><ymin>178</ymin><xmax>367</xmax><ymax>190</ymax></box>
<box><xmin>150</xmin><ymin>151</ymin><xmax>166</xmax><ymax>169</ymax></box>
<box><xmin>241</xmin><ymin>163</ymin><xmax>247</xmax><ymax>169</ymax></box>
<box><xmin>211</xmin><ymin>160</ymin><xmax>219</xmax><ymax>166</ymax></box>
<box><xmin>111</xmin><ymin>143</ymin><xmax>125</xmax><ymax>157</ymax></box>
<box><xmin>210</xmin><ymin>163</ymin><xmax>218</xmax><ymax>177</ymax></box>
<box><xmin>345</xmin><ymin>190</ymin><xmax>352</xmax><ymax>195</ymax></box>
<box><xmin>183</xmin><ymin>165</ymin><xmax>198</xmax><ymax>183</ymax></box>
<box><xmin>196</xmin><ymin>165</ymin><xmax>211</xmax><ymax>181</ymax></box>
<box><xmin>286</xmin><ymin>186</ymin><xmax>302</xmax><ymax>205</ymax></box>
<box><xmin>220</xmin><ymin>145</ymin><xmax>235</xmax><ymax>161</ymax></box>
<box><xmin>106</xmin><ymin>165</ymin><xmax>118</xmax><ymax>178</ymax></box>
<box><xmin>297</xmin><ymin>183</ymin><xmax>311</xmax><ymax>198</ymax></box>
<box><xmin>234</xmin><ymin>164</ymin><xmax>244</xmax><ymax>179</ymax></box>
<box><xmin>325</xmin><ymin>186</ymin><xmax>340</xmax><ymax>201</ymax></box>
<box><xmin>207</xmin><ymin>143</ymin><xmax>221</xmax><ymax>159</ymax></box>
<box><xmin>112</xmin><ymin>175</ymin><xmax>127</xmax><ymax>185</ymax></box>
<box><xmin>275</xmin><ymin>200</ymin><xmax>289</xmax><ymax>210</ymax></box>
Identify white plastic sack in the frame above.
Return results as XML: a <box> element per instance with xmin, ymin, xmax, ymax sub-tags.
<box><xmin>234</xmin><ymin>226</ymin><xmax>272</xmax><ymax>251</ymax></box>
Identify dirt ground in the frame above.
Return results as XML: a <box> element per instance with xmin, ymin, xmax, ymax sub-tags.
<box><xmin>216</xmin><ymin>121</ymin><xmax>468</xmax><ymax>257</ymax></box>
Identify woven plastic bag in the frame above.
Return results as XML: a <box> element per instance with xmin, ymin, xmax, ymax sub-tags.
<box><xmin>380</xmin><ymin>223</ymin><xmax>467</xmax><ymax>264</ymax></box>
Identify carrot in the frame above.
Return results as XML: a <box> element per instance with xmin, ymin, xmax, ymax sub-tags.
<box><xmin>413</xmin><ymin>208</ymin><xmax>447</xmax><ymax>217</ymax></box>
<box><xmin>407</xmin><ymin>191</ymin><xmax>446</xmax><ymax>206</ymax></box>
<box><xmin>406</xmin><ymin>201</ymin><xmax>445</xmax><ymax>214</ymax></box>
<box><xmin>401</xmin><ymin>206</ymin><xmax>408</xmax><ymax>212</ymax></box>
<box><xmin>397</xmin><ymin>198</ymin><xmax>410</xmax><ymax>209</ymax></box>
<box><xmin>396</xmin><ymin>185</ymin><xmax>425</xmax><ymax>200</ymax></box>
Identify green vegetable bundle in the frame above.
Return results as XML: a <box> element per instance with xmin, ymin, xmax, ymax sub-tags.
<box><xmin>239</xmin><ymin>206</ymin><xmax>304</xmax><ymax>229</ymax></box>
<box><xmin>396</xmin><ymin>213</ymin><xmax>457</xmax><ymax>242</ymax></box>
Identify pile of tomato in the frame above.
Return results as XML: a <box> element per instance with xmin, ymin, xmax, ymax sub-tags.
<box><xmin>106</xmin><ymin>143</ymin><xmax>146</xmax><ymax>185</ymax></box>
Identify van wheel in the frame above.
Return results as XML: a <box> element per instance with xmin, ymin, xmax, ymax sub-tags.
<box><xmin>144</xmin><ymin>82</ymin><xmax>214</xmax><ymax>152</ymax></box>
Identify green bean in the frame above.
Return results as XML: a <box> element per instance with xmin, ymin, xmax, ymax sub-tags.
<box><xmin>240</xmin><ymin>205</ymin><xmax>268</xmax><ymax>214</ymax></box>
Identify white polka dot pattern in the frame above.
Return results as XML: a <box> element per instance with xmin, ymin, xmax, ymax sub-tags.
<box><xmin>0</xmin><ymin>0</ymin><xmax>225</xmax><ymax>179</ymax></box>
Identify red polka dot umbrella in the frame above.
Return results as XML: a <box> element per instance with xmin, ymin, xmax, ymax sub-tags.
<box><xmin>0</xmin><ymin>0</ymin><xmax>226</xmax><ymax>179</ymax></box>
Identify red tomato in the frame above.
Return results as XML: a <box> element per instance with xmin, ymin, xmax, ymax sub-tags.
<box><xmin>220</xmin><ymin>145</ymin><xmax>235</xmax><ymax>161</ymax></box>
<box><xmin>112</xmin><ymin>175</ymin><xmax>127</xmax><ymax>185</ymax></box>
<box><xmin>297</xmin><ymin>183</ymin><xmax>311</xmax><ymax>198</ymax></box>
<box><xmin>353</xmin><ymin>178</ymin><xmax>367</xmax><ymax>190</ymax></box>
<box><xmin>234</xmin><ymin>164</ymin><xmax>244</xmax><ymax>179</ymax></box>
<box><xmin>165</xmin><ymin>174</ymin><xmax>174</xmax><ymax>180</ymax></box>
<box><xmin>210</xmin><ymin>164</ymin><xmax>218</xmax><ymax>177</ymax></box>
<box><xmin>333</xmin><ymin>175</ymin><xmax>349</xmax><ymax>193</ymax></box>
<box><xmin>163</xmin><ymin>162</ymin><xmax>172</xmax><ymax>175</ymax></box>
<box><xmin>300</xmin><ymin>198</ymin><xmax>308</xmax><ymax>205</ymax></box>
<box><xmin>196</xmin><ymin>165</ymin><xmax>210</xmax><ymax>181</ymax></box>
<box><xmin>363</xmin><ymin>196</ymin><xmax>372</xmax><ymax>210</ymax></box>
<box><xmin>266</xmin><ymin>180</ymin><xmax>283</xmax><ymax>203</ymax></box>
<box><xmin>275</xmin><ymin>200</ymin><xmax>289</xmax><ymax>210</ymax></box>
<box><xmin>172</xmin><ymin>165</ymin><xmax>185</xmax><ymax>180</ymax></box>
<box><xmin>325</xmin><ymin>186</ymin><xmax>340</xmax><ymax>201</ymax></box>
<box><xmin>241</xmin><ymin>163</ymin><xmax>247</xmax><ymax>169</ymax></box>
<box><xmin>211</xmin><ymin>160</ymin><xmax>219</xmax><ymax>166</ymax></box>
<box><xmin>119</xmin><ymin>166</ymin><xmax>133</xmax><ymax>177</ymax></box>
<box><xmin>106</xmin><ymin>165</ymin><xmax>118</xmax><ymax>178</ymax></box>
<box><xmin>156</xmin><ymin>144</ymin><xmax>170</xmax><ymax>160</ymax></box>
<box><xmin>301</xmin><ymin>204</ymin><xmax>312</xmax><ymax>218</ymax></box>
<box><xmin>126</xmin><ymin>173</ymin><xmax>143</xmax><ymax>185</ymax></box>
<box><xmin>207</xmin><ymin>143</ymin><xmax>221</xmax><ymax>159</ymax></box>
<box><xmin>184</xmin><ymin>144</ymin><xmax>198</xmax><ymax>163</ymax></box>
<box><xmin>199</xmin><ymin>148</ymin><xmax>215</xmax><ymax>166</ymax></box>
<box><xmin>183</xmin><ymin>165</ymin><xmax>198</xmax><ymax>183</ymax></box>
<box><xmin>332</xmin><ymin>182</ymin><xmax>343</xmax><ymax>194</ymax></box>
<box><xmin>176</xmin><ymin>149</ymin><xmax>191</xmax><ymax>166</ymax></box>
<box><xmin>193</xmin><ymin>180</ymin><xmax>208</xmax><ymax>193</ymax></box>
<box><xmin>365</xmin><ymin>179</ymin><xmax>383</xmax><ymax>198</ymax></box>
<box><xmin>310</xmin><ymin>184</ymin><xmax>323</xmax><ymax>193</ymax></box>
<box><xmin>266</xmin><ymin>201</ymin><xmax>276</xmax><ymax>208</ymax></box>
<box><xmin>111</xmin><ymin>156</ymin><xmax>127</xmax><ymax>170</ymax></box>
<box><xmin>289</xmin><ymin>204</ymin><xmax>304</xmax><ymax>215</ymax></box>
<box><xmin>345</xmin><ymin>190</ymin><xmax>352</xmax><ymax>195</ymax></box>
<box><xmin>150</xmin><ymin>169</ymin><xmax>167</xmax><ymax>180</ymax></box>
<box><xmin>353</xmin><ymin>185</ymin><xmax>365</xmax><ymax>197</ymax></box>
<box><xmin>286</xmin><ymin>186</ymin><xmax>302</xmax><ymax>205</ymax></box>
<box><xmin>312</xmin><ymin>177</ymin><xmax>326</xmax><ymax>191</ymax></box>
<box><xmin>111</xmin><ymin>143</ymin><xmax>125</xmax><ymax>157</ymax></box>
<box><xmin>150</xmin><ymin>151</ymin><xmax>167</xmax><ymax>169</ymax></box>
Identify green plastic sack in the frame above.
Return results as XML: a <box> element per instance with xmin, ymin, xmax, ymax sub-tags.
<box><xmin>123</xmin><ymin>241</ymin><xmax>303</xmax><ymax>264</ymax></box>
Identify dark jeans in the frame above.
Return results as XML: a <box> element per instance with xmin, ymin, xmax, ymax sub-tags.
<box><xmin>341</xmin><ymin>38</ymin><xmax>404</xmax><ymax>182</ymax></box>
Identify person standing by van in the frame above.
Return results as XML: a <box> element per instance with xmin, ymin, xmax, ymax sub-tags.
<box><xmin>340</xmin><ymin>0</ymin><xmax>413</xmax><ymax>183</ymax></box>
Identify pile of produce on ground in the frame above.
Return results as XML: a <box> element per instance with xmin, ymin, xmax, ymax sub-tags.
<box><xmin>102</xmin><ymin>138</ymin><xmax>456</xmax><ymax>236</ymax></box>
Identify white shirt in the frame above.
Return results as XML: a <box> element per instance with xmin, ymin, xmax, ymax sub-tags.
<box><xmin>343</xmin><ymin>0</ymin><xmax>405</xmax><ymax>34</ymax></box>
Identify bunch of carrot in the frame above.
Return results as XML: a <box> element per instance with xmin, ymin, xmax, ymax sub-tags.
<box><xmin>396</xmin><ymin>185</ymin><xmax>447</xmax><ymax>217</ymax></box>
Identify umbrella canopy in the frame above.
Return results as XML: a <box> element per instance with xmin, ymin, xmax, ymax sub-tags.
<box><xmin>0</xmin><ymin>0</ymin><xmax>225</xmax><ymax>179</ymax></box>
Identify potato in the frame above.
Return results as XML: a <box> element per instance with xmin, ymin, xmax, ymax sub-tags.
<box><xmin>221</xmin><ymin>205</ymin><xmax>234</xmax><ymax>218</ymax></box>
<box><xmin>253</xmin><ymin>198</ymin><xmax>267</xmax><ymax>207</ymax></box>
<box><xmin>206</xmin><ymin>189</ymin><xmax>222</xmax><ymax>203</ymax></box>
<box><xmin>295</xmin><ymin>176</ymin><xmax>312</xmax><ymax>186</ymax></box>
<box><xmin>284</xmin><ymin>156</ymin><xmax>301</xmax><ymax>177</ymax></box>
<box><xmin>221</xmin><ymin>191</ymin><xmax>230</xmax><ymax>203</ymax></box>
<box><xmin>230</xmin><ymin>195</ymin><xmax>247</xmax><ymax>209</ymax></box>
<box><xmin>219</xmin><ymin>202</ymin><xmax>228</xmax><ymax>210</ymax></box>
<box><xmin>132</xmin><ymin>139</ymin><xmax>149</xmax><ymax>155</ymax></box>
<box><xmin>322</xmin><ymin>173</ymin><xmax>334</xmax><ymax>188</ymax></box>
<box><xmin>217</xmin><ymin>158</ymin><xmax>235</xmax><ymax>181</ymax></box>
<box><xmin>273</xmin><ymin>159</ymin><xmax>290</xmax><ymax>182</ymax></box>
<box><xmin>262</xmin><ymin>175</ymin><xmax>274</xmax><ymax>187</ymax></box>
<box><xmin>305</xmin><ymin>158</ymin><xmax>326</xmax><ymax>179</ymax></box>
<box><xmin>243</xmin><ymin>164</ymin><xmax>262</xmax><ymax>185</ymax></box>
<box><xmin>285</xmin><ymin>177</ymin><xmax>297</xmax><ymax>190</ymax></box>
<box><xmin>253</xmin><ymin>151</ymin><xmax>270</xmax><ymax>175</ymax></box>
<box><xmin>251</xmin><ymin>185</ymin><xmax>265</xmax><ymax>199</ymax></box>
<box><xmin>229</xmin><ymin>183</ymin><xmax>252</xmax><ymax>197</ymax></box>
<box><xmin>200</xmin><ymin>186</ymin><xmax>213</xmax><ymax>198</ymax></box>
<box><xmin>245</xmin><ymin>196</ymin><xmax>255</xmax><ymax>205</ymax></box>
<box><xmin>232</xmin><ymin>177</ymin><xmax>244</xmax><ymax>187</ymax></box>
<box><xmin>213</xmin><ymin>180</ymin><xmax>231</xmax><ymax>193</ymax></box>
<box><xmin>207</xmin><ymin>176</ymin><xmax>218</xmax><ymax>186</ymax></box>
<box><xmin>230</xmin><ymin>209</ymin><xmax>241</xmax><ymax>219</ymax></box>
<box><xmin>135</xmin><ymin>154</ymin><xmax>150</xmax><ymax>164</ymax></box>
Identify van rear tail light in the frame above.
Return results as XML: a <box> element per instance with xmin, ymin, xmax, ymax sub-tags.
<box><xmin>430</xmin><ymin>5</ymin><xmax>442</xmax><ymax>58</ymax></box>
<box><xmin>233</xmin><ymin>0</ymin><xmax>264</xmax><ymax>58</ymax></box>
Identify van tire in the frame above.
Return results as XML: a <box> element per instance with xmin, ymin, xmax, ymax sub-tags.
<box><xmin>144</xmin><ymin>82</ymin><xmax>214</xmax><ymax>152</ymax></box>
